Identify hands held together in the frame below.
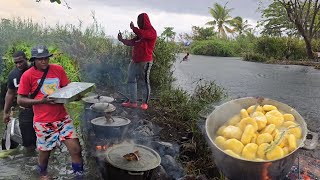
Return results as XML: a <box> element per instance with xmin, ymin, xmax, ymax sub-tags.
<box><xmin>118</xmin><ymin>21</ymin><xmax>135</xmax><ymax>42</ymax></box>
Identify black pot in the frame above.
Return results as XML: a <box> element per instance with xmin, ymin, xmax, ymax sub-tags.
<box><xmin>105</xmin><ymin>163</ymin><xmax>154</xmax><ymax>180</ymax></box>
<box><xmin>91</xmin><ymin>116</ymin><xmax>131</xmax><ymax>139</ymax></box>
<box><xmin>103</xmin><ymin>144</ymin><xmax>161</xmax><ymax>180</ymax></box>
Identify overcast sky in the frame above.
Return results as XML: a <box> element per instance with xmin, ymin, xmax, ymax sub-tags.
<box><xmin>1</xmin><ymin>0</ymin><xmax>264</xmax><ymax>38</ymax></box>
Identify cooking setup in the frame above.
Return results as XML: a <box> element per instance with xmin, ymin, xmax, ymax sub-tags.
<box><xmin>81</xmin><ymin>94</ymin><xmax>166</xmax><ymax>179</ymax></box>
<box><xmin>49</xmin><ymin>83</ymin><xmax>319</xmax><ymax>179</ymax></box>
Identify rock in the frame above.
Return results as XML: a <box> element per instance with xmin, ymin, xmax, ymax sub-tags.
<box><xmin>151</xmin><ymin>141</ymin><xmax>178</xmax><ymax>157</ymax></box>
<box><xmin>151</xmin><ymin>165</ymin><xmax>169</xmax><ymax>180</ymax></box>
<box><xmin>161</xmin><ymin>155</ymin><xmax>184</xmax><ymax>179</ymax></box>
<box><xmin>134</xmin><ymin>125</ymin><xmax>154</xmax><ymax>137</ymax></box>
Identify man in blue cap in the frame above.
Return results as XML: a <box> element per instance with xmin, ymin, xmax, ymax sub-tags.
<box><xmin>17</xmin><ymin>45</ymin><xmax>83</xmax><ymax>178</ymax></box>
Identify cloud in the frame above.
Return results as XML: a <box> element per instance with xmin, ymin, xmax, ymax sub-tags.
<box><xmin>1</xmin><ymin>0</ymin><xmax>260</xmax><ymax>37</ymax></box>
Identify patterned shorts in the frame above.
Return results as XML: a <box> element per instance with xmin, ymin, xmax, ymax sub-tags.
<box><xmin>34</xmin><ymin>116</ymin><xmax>78</xmax><ymax>151</ymax></box>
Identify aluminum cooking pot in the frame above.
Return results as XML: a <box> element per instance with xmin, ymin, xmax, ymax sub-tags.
<box><xmin>91</xmin><ymin>116</ymin><xmax>131</xmax><ymax>139</ymax></box>
<box><xmin>205</xmin><ymin>97</ymin><xmax>318</xmax><ymax>180</ymax></box>
<box><xmin>82</xmin><ymin>95</ymin><xmax>115</xmax><ymax>104</ymax></box>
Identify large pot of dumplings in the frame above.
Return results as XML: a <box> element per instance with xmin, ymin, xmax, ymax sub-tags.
<box><xmin>205</xmin><ymin>97</ymin><xmax>309</xmax><ymax>180</ymax></box>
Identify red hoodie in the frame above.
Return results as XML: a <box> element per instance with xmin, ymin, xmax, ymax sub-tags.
<box><xmin>122</xmin><ymin>13</ymin><xmax>157</xmax><ymax>63</ymax></box>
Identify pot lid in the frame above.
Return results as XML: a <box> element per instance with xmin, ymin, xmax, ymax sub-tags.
<box><xmin>91</xmin><ymin>116</ymin><xmax>131</xmax><ymax>127</ymax></box>
<box><xmin>82</xmin><ymin>95</ymin><xmax>114</xmax><ymax>104</ymax></box>
<box><xmin>90</xmin><ymin>103</ymin><xmax>116</xmax><ymax>113</ymax></box>
<box><xmin>105</xmin><ymin>144</ymin><xmax>161</xmax><ymax>172</ymax></box>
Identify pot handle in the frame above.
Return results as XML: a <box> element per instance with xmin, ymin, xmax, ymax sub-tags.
<box><xmin>302</xmin><ymin>130</ymin><xmax>318</xmax><ymax>150</ymax></box>
<box><xmin>128</xmin><ymin>171</ymin><xmax>144</xmax><ymax>176</ymax></box>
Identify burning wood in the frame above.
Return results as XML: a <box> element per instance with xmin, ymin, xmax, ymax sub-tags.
<box><xmin>123</xmin><ymin>151</ymin><xmax>140</xmax><ymax>161</ymax></box>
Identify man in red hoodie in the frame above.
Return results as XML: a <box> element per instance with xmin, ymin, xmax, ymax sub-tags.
<box><xmin>118</xmin><ymin>13</ymin><xmax>157</xmax><ymax>110</ymax></box>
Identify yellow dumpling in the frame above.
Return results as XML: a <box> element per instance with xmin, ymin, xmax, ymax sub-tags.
<box><xmin>240</xmin><ymin>109</ymin><xmax>249</xmax><ymax>119</ymax></box>
<box><xmin>247</xmin><ymin>105</ymin><xmax>264</xmax><ymax>114</ymax></box>
<box><xmin>222</xmin><ymin>126</ymin><xmax>243</xmax><ymax>140</ymax></box>
<box><xmin>266</xmin><ymin>146</ymin><xmax>284</xmax><ymax>160</ymax></box>
<box><xmin>257</xmin><ymin>133</ymin><xmax>273</xmax><ymax>145</ymax></box>
<box><xmin>283</xmin><ymin>114</ymin><xmax>295</xmax><ymax>121</ymax></box>
<box><xmin>216</xmin><ymin>125</ymin><xmax>227</xmax><ymax>136</ymax></box>
<box><xmin>251</xmin><ymin>133</ymin><xmax>258</xmax><ymax>144</ymax></box>
<box><xmin>287</xmin><ymin>134</ymin><xmax>297</xmax><ymax>152</ymax></box>
<box><xmin>238</xmin><ymin>117</ymin><xmax>258</xmax><ymax>131</ymax></box>
<box><xmin>282</xmin><ymin>147</ymin><xmax>289</xmax><ymax>156</ymax></box>
<box><xmin>224</xmin><ymin>139</ymin><xmax>244</xmax><ymax>155</ymax></box>
<box><xmin>283</xmin><ymin>121</ymin><xmax>297</xmax><ymax>128</ymax></box>
<box><xmin>265</xmin><ymin>110</ymin><xmax>284</xmax><ymax>127</ymax></box>
<box><xmin>260</xmin><ymin>124</ymin><xmax>276</xmax><ymax>134</ymax></box>
<box><xmin>272</xmin><ymin>129</ymin><xmax>279</xmax><ymax>139</ymax></box>
<box><xmin>263</xmin><ymin>105</ymin><xmax>277</xmax><ymax>112</ymax></box>
<box><xmin>273</xmin><ymin>131</ymin><xmax>288</xmax><ymax>148</ymax></box>
<box><xmin>257</xmin><ymin>143</ymin><xmax>269</xmax><ymax>159</ymax></box>
<box><xmin>252</xmin><ymin>112</ymin><xmax>267</xmax><ymax>130</ymax></box>
<box><xmin>227</xmin><ymin>115</ymin><xmax>241</xmax><ymax>126</ymax></box>
<box><xmin>215</xmin><ymin>136</ymin><xmax>226</xmax><ymax>149</ymax></box>
<box><xmin>241</xmin><ymin>125</ymin><xmax>255</xmax><ymax>145</ymax></box>
<box><xmin>242</xmin><ymin>143</ymin><xmax>258</xmax><ymax>160</ymax></box>
<box><xmin>288</xmin><ymin>125</ymin><xmax>302</xmax><ymax>139</ymax></box>
<box><xmin>224</xmin><ymin>149</ymin><xmax>241</xmax><ymax>158</ymax></box>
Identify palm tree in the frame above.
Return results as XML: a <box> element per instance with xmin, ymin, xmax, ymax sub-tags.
<box><xmin>231</xmin><ymin>16</ymin><xmax>252</xmax><ymax>35</ymax></box>
<box><xmin>206</xmin><ymin>2</ymin><xmax>235</xmax><ymax>38</ymax></box>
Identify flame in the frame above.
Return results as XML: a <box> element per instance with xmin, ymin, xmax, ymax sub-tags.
<box><xmin>96</xmin><ymin>145</ymin><xmax>109</xmax><ymax>151</ymax></box>
<box><xmin>261</xmin><ymin>162</ymin><xmax>272</xmax><ymax>180</ymax></box>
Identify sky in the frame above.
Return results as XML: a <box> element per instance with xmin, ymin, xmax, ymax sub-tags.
<box><xmin>0</xmin><ymin>0</ymin><xmax>265</xmax><ymax>38</ymax></box>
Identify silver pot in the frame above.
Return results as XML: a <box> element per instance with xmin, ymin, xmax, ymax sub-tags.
<box><xmin>205</xmin><ymin>97</ymin><xmax>318</xmax><ymax>180</ymax></box>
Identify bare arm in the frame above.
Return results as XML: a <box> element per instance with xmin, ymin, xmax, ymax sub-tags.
<box><xmin>3</xmin><ymin>89</ymin><xmax>15</xmax><ymax>123</ymax></box>
<box><xmin>17</xmin><ymin>94</ymin><xmax>55</xmax><ymax>107</ymax></box>
<box><xmin>4</xmin><ymin>89</ymin><xmax>15</xmax><ymax>114</ymax></box>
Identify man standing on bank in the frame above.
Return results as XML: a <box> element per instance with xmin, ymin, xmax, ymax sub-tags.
<box><xmin>2</xmin><ymin>51</ymin><xmax>36</xmax><ymax>151</ymax></box>
<box><xmin>118</xmin><ymin>13</ymin><xmax>157</xmax><ymax>110</ymax></box>
<box><xmin>17</xmin><ymin>45</ymin><xmax>83</xmax><ymax>177</ymax></box>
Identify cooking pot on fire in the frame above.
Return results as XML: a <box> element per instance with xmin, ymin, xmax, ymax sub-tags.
<box><xmin>205</xmin><ymin>97</ymin><xmax>318</xmax><ymax>180</ymax></box>
<box><xmin>103</xmin><ymin>143</ymin><xmax>161</xmax><ymax>180</ymax></box>
<box><xmin>91</xmin><ymin>116</ymin><xmax>131</xmax><ymax>139</ymax></box>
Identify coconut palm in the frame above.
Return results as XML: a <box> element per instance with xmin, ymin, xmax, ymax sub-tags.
<box><xmin>206</xmin><ymin>2</ymin><xmax>235</xmax><ymax>38</ymax></box>
<box><xmin>231</xmin><ymin>16</ymin><xmax>252</xmax><ymax>35</ymax></box>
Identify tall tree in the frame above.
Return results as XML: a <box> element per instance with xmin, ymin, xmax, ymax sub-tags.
<box><xmin>161</xmin><ymin>27</ymin><xmax>176</xmax><ymax>42</ymax></box>
<box><xmin>259</xmin><ymin>1</ymin><xmax>298</xmax><ymax>36</ymax></box>
<box><xmin>277</xmin><ymin>0</ymin><xmax>320</xmax><ymax>58</ymax></box>
<box><xmin>231</xmin><ymin>16</ymin><xmax>252</xmax><ymax>35</ymax></box>
<box><xmin>191</xmin><ymin>26</ymin><xmax>217</xmax><ymax>40</ymax></box>
<box><xmin>206</xmin><ymin>2</ymin><xmax>235</xmax><ymax>38</ymax></box>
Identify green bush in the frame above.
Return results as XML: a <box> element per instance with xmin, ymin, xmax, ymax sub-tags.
<box><xmin>151</xmin><ymin>39</ymin><xmax>178</xmax><ymax>89</ymax></box>
<box><xmin>243</xmin><ymin>52</ymin><xmax>268</xmax><ymax>62</ymax></box>
<box><xmin>0</xmin><ymin>43</ymin><xmax>80</xmax><ymax>87</ymax></box>
<box><xmin>254</xmin><ymin>36</ymin><xmax>308</xmax><ymax>60</ymax></box>
<box><xmin>191</xmin><ymin>40</ymin><xmax>236</xmax><ymax>57</ymax></box>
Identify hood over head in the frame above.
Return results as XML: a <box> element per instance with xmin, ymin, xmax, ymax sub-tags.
<box><xmin>137</xmin><ymin>13</ymin><xmax>153</xmax><ymax>29</ymax></box>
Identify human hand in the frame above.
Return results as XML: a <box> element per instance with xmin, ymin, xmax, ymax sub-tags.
<box><xmin>3</xmin><ymin>113</ymin><xmax>10</xmax><ymax>124</ymax></box>
<box><xmin>40</xmin><ymin>95</ymin><xmax>56</xmax><ymax>104</ymax></box>
<box><xmin>117</xmin><ymin>30</ymin><xmax>123</xmax><ymax>42</ymax></box>
<box><xmin>130</xmin><ymin>21</ymin><xmax>134</xmax><ymax>29</ymax></box>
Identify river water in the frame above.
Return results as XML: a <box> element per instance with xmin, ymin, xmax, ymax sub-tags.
<box><xmin>0</xmin><ymin>54</ymin><xmax>319</xmax><ymax>179</ymax></box>
<box><xmin>174</xmin><ymin>54</ymin><xmax>320</xmax><ymax>133</ymax></box>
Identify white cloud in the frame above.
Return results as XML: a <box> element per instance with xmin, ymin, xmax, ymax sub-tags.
<box><xmin>0</xmin><ymin>0</ymin><xmax>260</xmax><ymax>38</ymax></box>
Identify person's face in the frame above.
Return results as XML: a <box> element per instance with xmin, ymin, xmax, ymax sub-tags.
<box><xmin>137</xmin><ymin>15</ymin><xmax>144</xmax><ymax>29</ymax></box>
<box><xmin>13</xmin><ymin>56</ymin><xmax>28</xmax><ymax>71</ymax></box>
<box><xmin>34</xmin><ymin>57</ymin><xmax>49</xmax><ymax>70</ymax></box>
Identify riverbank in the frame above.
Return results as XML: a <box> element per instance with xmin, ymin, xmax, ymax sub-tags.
<box><xmin>266</xmin><ymin>60</ymin><xmax>320</xmax><ymax>69</ymax></box>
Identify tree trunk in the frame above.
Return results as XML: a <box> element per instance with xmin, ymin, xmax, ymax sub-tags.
<box><xmin>304</xmin><ymin>37</ymin><xmax>314</xmax><ymax>59</ymax></box>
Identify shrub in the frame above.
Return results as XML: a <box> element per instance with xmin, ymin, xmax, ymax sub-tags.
<box><xmin>243</xmin><ymin>52</ymin><xmax>268</xmax><ymax>62</ymax></box>
<box><xmin>191</xmin><ymin>40</ymin><xmax>236</xmax><ymax>57</ymax></box>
